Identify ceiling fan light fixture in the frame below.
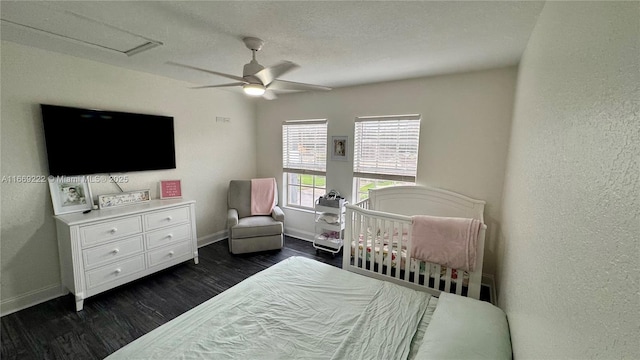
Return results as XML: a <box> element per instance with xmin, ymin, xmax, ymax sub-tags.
<box><xmin>169</xmin><ymin>37</ymin><xmax>330</xmax><ymax>100</ymax></box>
<box><xmin>243</xmin><ymin>83</ymin><xmax>266</xmax><ymax>96</ymax></box>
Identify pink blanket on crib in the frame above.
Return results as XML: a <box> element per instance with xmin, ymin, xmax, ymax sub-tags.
<box><xmin>250</xmin><ymin>178</ymin><xmax>276</xmax><ymax>215</ymax></box>
<box><xmin>410</xmin><ymin>215</ymin><xmax>481</xmax><ymax>272</ymax></box>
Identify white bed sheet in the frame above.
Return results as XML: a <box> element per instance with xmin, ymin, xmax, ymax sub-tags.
<box><xmin>106</xmin><ymin>256</ymin><xmax>436</xmax><ymax>360</ymax></box>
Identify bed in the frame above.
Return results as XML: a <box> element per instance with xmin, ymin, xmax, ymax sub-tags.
<box><xmin>343</xmin><ymin>185</ymin><xmax>487</xmax><ymax>300</ymax></box>
<box><xmin>107</xmin><ymin>256</ymin><xmax>510</xmax><ymax>359</ymax></box>
<box><xmin>106</xmin><ymin>186</ymin><xmax>510</xmax><ymax>359</ymax></box>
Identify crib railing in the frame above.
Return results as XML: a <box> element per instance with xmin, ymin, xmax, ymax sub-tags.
<box><xmin>343</xmin><ymin>202</ymin><xmax>485</xmax><ymax>299</ymax></box>
<box><xmin>353</xmin><ymin>198</ymin><xmax>370</xmax><ymax>210</ymax></box>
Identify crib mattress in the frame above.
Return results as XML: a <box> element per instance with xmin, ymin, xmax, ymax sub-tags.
<box><xmin>106</xmin><ymin>256</ymin><xmax>437</xmax><ymax>359</ymax></box>
<box><xmin>351</xmin><ymin>237</ymin><xmax>470</xmax><ymax>285</ymax></box>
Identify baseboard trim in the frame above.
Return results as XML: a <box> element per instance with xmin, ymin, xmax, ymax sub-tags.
<box><xmin>198</xmin><ymin>229</ymin><xmax>314</xmax><ymax>247</ymax></box>
<box><xmin>3</xmin><ymin>232</ymin><xmax>227</xmax><ymax>317</ymax></box>
<box><xmin>1</xmin><ymin>237</ymin><xmax>498</xmax><ymax>317</ymax></box>
<box><xmin>284</xmin><ymin>228</ymin><xmax>314</xmax><ymax>242</ymax></box>
<box><xmin>1</xmin><ymin>284</ymin><xmax>67</xmax><ymax>317</ymax></box>
<box><xmin>198</xmin><ymin>230</ymin><xmax>228</xmax><ymax>248</ymax></box>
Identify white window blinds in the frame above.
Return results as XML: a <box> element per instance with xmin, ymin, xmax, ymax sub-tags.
<box><xmin>353</xmin><ymin>115</ymin><xmax>421</xmax><ymax>181</ymax></box>
<box><xmin>282</xmin><ymin>120</ymin><xmax>327</xmax><ymax>175</ymax></box>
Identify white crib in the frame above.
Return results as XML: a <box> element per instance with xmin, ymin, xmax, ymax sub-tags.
<box><xmin>343</xmin><ymin>185</ymin><xmax>487</xmax><ymax>299</ymax></box>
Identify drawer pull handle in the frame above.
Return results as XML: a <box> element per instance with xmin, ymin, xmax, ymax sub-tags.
<box><xmin>169</xmin><ymin>251</ymin><xmax>175</xmax><ymax>257</ymax></box>
<box><xmin>110</xmin><ymin>228</ymin><xmax>118</xmax><ymax>234</ymax></box>
<box><xmin>114</xmin><ymin>268</ymin><xmax>122</xmax><ymax>274</ymax></box>
<box><xmin>167</xmin><ymin>234</ymin><xmax>174</xmax><ymax>239</ymax></box>
<box><xmin>166</xmin><ymin>216</ymin><xmax>173</xmax><ymax>221</ymax></box>
<box><xmin>112</xmin><ymin>249</ymin><xmax>120</xmax><ymax>254</ymax></box>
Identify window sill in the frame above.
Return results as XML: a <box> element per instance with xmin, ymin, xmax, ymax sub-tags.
<box><xmin>283</xmin><ymin>206</ymin><xmax>315</xmax><ymax>214</ymax></box>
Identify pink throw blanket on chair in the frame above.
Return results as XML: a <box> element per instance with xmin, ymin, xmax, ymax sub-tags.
<box><xmin>410</xmin><ymin>215</ymin><xmax>481</xmax><ymax>272</ymax></box>
<box><xmin>250</xmin><ymin>178</ymin><xmax>276</xmax><ymax>215</ymax></box>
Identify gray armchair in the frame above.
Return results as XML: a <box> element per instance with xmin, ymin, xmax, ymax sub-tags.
<box><xmin>227</xmin><ymin>180</ymin><xmax>285</xmax><ymax>254</ymax></box>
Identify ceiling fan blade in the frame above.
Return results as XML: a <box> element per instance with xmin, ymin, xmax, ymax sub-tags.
<box><xmin>253</xmin><ymin>61</ymin><xmax>299</xmax><ymax>86</ymax></box>
<box><xmin>189</xmin><ymin>82</ymin><xmax>245</xmax><ymax>89</ymax></box>
<box><xmin>166</xmin><ymin>61</ymin><xmax>246</xmax><ymax>82</ymax></box>
<box><xmin>267</xmin><ymin>79</ymin><xmax>332</xmax><ymax>92</ymax></box>
<box><xmin>262</xmin><ymin>91</ymin><xmax>278</xmax><ymax>100</ymax></box>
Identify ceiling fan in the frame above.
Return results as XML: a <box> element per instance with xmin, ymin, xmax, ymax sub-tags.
<box><xmin>167</xmin><ymin>37</ymin><xmax>332</xmax><ymax>100</ymax></box>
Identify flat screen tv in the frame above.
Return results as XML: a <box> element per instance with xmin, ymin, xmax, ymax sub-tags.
<box><xmin>41</xmin><ymin>104</ymin><xmax>176</xmax><ymax>176</ymax></box>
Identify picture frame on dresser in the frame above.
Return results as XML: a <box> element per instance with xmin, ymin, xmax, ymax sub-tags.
<box><xmin>48</xmin><ymin>176</ymin><xmax>93</xmax><ymax>215</ymax></box>
<box><xmin>98</xmin><ymin>189</ymin><xmax>151</xmax><ymax>209</ymax></box>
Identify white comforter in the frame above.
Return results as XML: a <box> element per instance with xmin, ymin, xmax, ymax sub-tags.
<box><xmin>106</xmin><ymin>256</ymin><xmax>436</xmax><ymax>359</ymax></box>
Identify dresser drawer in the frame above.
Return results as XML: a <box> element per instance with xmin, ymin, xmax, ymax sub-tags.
<box><xmin>80</xmin><ymin>216</ymin><xmax>143</xmax><ymax>248</ymax></box>
<box><xmin>146</xmin><ymin>223</ymin><xmax>191</xmax><ymax>250</ymax></box>
<box><xmin>85</xmin><ymin>255</ymin><xmax>145</xmax><ymax>289</ymax></box>
<box><xmin>82</xmin><ymin>235</ymin><xmax>144</xmax><ymax>269</ymax></box>
<box><xmin>147</xmin><ymin>241</ymin><xmax>192</xmax><ymax>268</ymax></box>
<box><xmin>144</xmin><ymin>207</ymin><xmax>190</xmax><ymax>230</ymax></box>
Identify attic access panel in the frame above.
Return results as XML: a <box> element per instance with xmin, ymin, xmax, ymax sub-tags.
<box><xmin>0</xmin><ymin>2</ymin><xmax>162</xmax><ymax>56</ymax></box>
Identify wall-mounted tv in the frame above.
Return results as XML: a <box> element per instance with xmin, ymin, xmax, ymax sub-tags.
<box><xmin>41</xmin><ymin>104</ymin><xmax>176</xmax><ymax>176</ymax></box>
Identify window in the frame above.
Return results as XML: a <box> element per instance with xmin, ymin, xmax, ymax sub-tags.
<box><xmin>353</xmin><ymin>114</ymin><xmax>421</xmax><ymax>202</ymax></box>
<box><xmin>282</xmin><ymin>120</ymin><xmax>327</xmax><ymax>209</ymax></box>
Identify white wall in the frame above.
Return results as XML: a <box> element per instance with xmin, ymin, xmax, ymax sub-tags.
<box><xmin>498</xmin><ymin>2</ymin><xmax>639</xmax><ymax>359</ymax></box>
<box><xmin>0</xmin><ymin>41</ymin><xmax>257</xmax><ymax>314</ymax></box>
<box><xmin>256</xmin><ymin>67</ymin><xmax>517</xmax><ymax>278</ymax></box>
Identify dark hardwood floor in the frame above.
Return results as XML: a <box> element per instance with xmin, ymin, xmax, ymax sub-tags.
<box><xmin>1</xmin><ymin>237</ymin><xmax>490</xmax><ymax>359</ymax></box>
<box><xmin>0</xmin><ymin>237</ymin><xmax>341</xmax><ymax>360</ymax></box>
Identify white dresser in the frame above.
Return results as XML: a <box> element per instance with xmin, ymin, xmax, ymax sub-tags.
<box><xmin>54</xmin><ymin>199</ymin><xmax>198</xmax><ymax>311</ymax></box>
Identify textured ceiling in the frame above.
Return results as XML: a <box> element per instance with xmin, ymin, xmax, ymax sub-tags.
<box><xmin>1</xmin><ymin>1</ymin><xmax>545</xmax><ymax>94</ymax></box>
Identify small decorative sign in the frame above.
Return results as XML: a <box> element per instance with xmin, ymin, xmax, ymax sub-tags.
<box><xmin>160</xmin><ymin>179</ymin><xmax>182</xmax><ymax>199</ymax></box>
<box><xmin>98</xmin><ymin>189</ymin><xmax>150</xmax><ymax>209</ymax></box>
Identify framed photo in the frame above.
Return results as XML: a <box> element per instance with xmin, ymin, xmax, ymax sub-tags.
<box><xmin>48</xmin><ymin>176</ymin><xmax>93</xmax><ymax>215</ymax></box>
<box><xmin>160</xmin><ymin>179</ymin><xmax>182</xmax><ymax>199</ymax></box>
<box><xmin>98</xmin><ymin>189</ymin><xmax>150</xmax><ymax>209</ymax></box>
<box><xmin>331</xmin><ymin>136</ymin><xmax>348</xmax><ymax>161</ymax></box>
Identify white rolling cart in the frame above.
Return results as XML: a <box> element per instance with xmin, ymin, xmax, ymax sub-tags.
<box><xmin>313</xmin><ymin>196</ymin><xmax>347</xmax><ymax>257</ymax></box>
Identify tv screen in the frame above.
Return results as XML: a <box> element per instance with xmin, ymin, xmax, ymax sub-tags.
<box><xmin>41</xmin><ymin>104</ymin><xmax>176</xmax><ymax>176</ymax></box>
